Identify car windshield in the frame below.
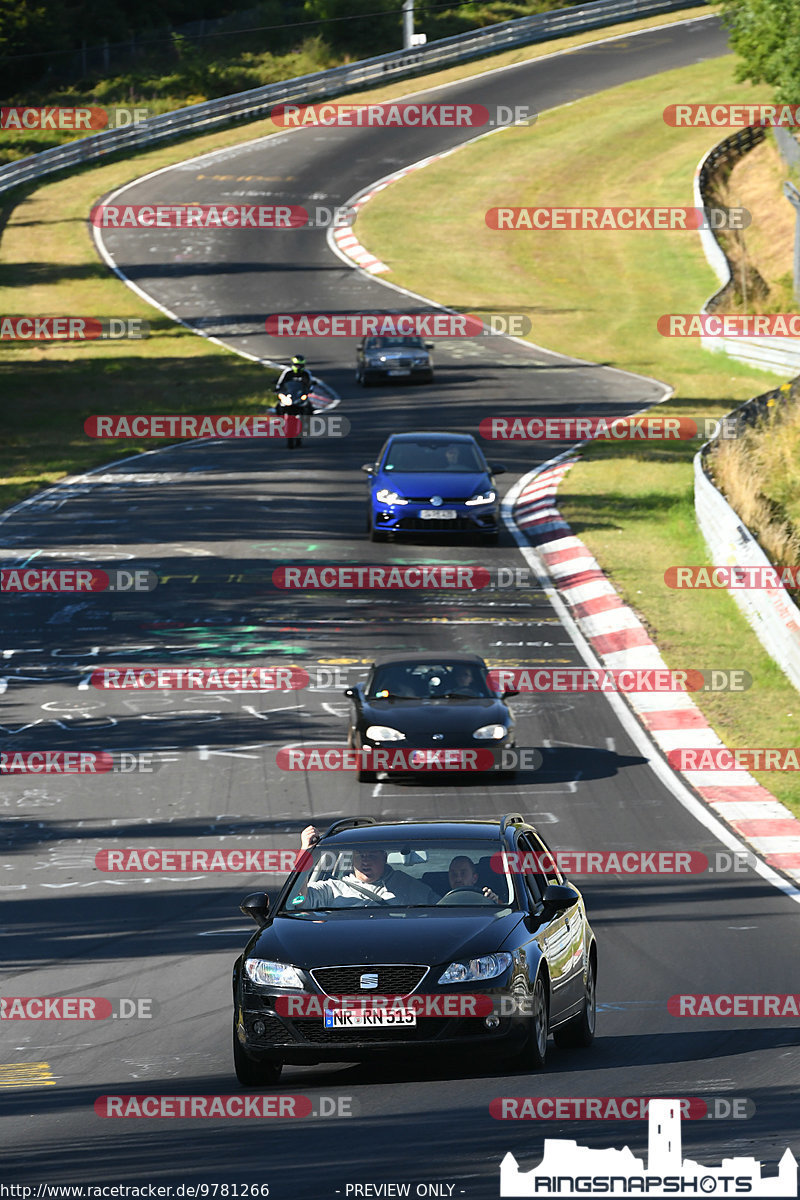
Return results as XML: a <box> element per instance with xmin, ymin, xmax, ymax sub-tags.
<box><xmin>366</xmin><ymin>336</ymin><xmax>424</xmax><ymax>350</ymax></box>
<box><xmin>367</xmin><ymin>661</ymin><xmax>494</xmax><ymax>700</ymax></box>
<box><xmin>279</xmin><ymin>840</ymin><xmax>516</xmax><ymax>912</ymax></box>
<box><xmin>383</xmin><ymin>439</ymin><xmax>484</xmax><ymax>474</ymax></box>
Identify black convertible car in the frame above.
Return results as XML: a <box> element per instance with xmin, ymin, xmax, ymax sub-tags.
<box><xmin>345</xmin><ymin>652</ymin><xmax>517</xmax><ymax>782</ymax></box>
<box><xmin>232</xmin><ymin>815</ymin><xmax>597</xmax><ymax>1085</ymax></box>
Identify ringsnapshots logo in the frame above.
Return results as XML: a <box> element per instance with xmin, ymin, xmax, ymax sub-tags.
<box><xmin>1</xmin><ymin>106</ymin><xmax>149</xmax><ymax>131</ymax></box>
<box><xmin>499</xmin><ymin>1099</ymin><xmax>797</xmax><ymax>1196</ymax></box>
<box><xmin>0</xmin><ymin>317</ymin><xmax>148</xmax><ymax>340</ymax></box>
<box><xmin>264</xmin><ymin>311</ymin><xmax>532</xmax><ymax>337</ymax></box>
<box><xmin>486</xmin><ymin>206</ymin><xmax>749</xmax><ymax>230</ymax></box>
<box><xmin>270</xmin><ymin>101</ymin><xmax>536</xmax><ymax>128</ymax></box>
<box><xmin>478</xmin><ymin>416</ymin><xmax>741</xmax><ymax>441</ymax></box>
<box><xmin>84</xmin><ymin>414</ymin><xmax>349</xmax><ymax>439</ymax></box>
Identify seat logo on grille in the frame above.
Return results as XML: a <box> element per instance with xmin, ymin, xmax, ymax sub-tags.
<box><xmin>360</xmin><ymin>973</ymin><xmax>379</xmax><ymax>989</ymax></box>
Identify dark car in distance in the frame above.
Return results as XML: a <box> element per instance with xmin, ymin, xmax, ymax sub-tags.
<box><xmin>345</xmin><ymin>652</ymin><xmax>517</xmax><ymax>782</ymax></box>
<box><xmin>232</xmin><ymin>815</ymin><xmax>597</xmax><ymax>1085</ymax></box>
<box><xmin>356</xmin><ymin>335</ymin><xmax>434</xmax><ymax>385</ymax></box>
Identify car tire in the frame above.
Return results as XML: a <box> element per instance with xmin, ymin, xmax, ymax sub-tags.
<box><xmin>369</xmin><ymin>523</ymin><xmax>387</xmax><ymax>543</ymax></box>
<box><xmin>519</xmin><ymin>974</ymin><xmax>549</xmax><ymax>1069</ymax></box>
<box><xmin>233</xmin><ymin>1016</ymin><xmax>283</xmax><ymax>1087</ymax></box>
<box><xmin>553</xmin><ymin>954</ymin><xmax>596</xmax><ymax>1049</ymax></box>
<box><xmin>481</xmin><ymin>531</ymin><xmax>499</xmax><ymax>545</ymax></box>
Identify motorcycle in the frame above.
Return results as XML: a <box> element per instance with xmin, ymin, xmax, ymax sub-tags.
<box><xmin>275</xmin><ymin>377</ymin><xmax>313</xmax><ymax>448</ymax></box>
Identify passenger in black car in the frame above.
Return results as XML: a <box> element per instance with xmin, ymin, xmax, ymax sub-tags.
<box><xmin>448</xmin><ymin>855</ymin><xmax>500</xmax><ymax>903</ymax></box>
<box><xmin>296</xmin><ymin>825</ymin><xmax>440</xmax><ymax>908</ymax></box>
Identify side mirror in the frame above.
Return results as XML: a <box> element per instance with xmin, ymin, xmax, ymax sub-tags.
<box><xmin>541</xmin><ymin>883</ymin><xmax>579</xmax><ymax>916</ymax></box>
<box><xmin>361</xmin><ymin>463</ymin><xmax>375</xmax><ymax>475</ymax></box>
<box><xmin>240</xmin><ymin>892</ymin><xmax>270</xmax><ymax>927</ymax></box>
<box><xmin>489</xmin><ymin>462</ymin><xmax>508</xmax><ymax>475</ymax></box>
<box><xmin>502</xmin><ymin>688</ymin><xmax>520</xmax><ymax>699</ymax></box>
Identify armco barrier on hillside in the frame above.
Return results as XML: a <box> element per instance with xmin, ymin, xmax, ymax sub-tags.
<box><xmin>694</xmin><ymin>380</ymin><xmax>800</xmax><ymax>693</ymax></box>
<box><xmin>0</xmin><ymin>0</ymin><xmax>701</xmax><ymax>201</ymax></box>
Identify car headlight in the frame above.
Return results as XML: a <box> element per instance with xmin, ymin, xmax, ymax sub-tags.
<box><xmin>375</xmin><ymin>488</ymin><xmax>408</xmax><ymax>505</ymax></box>
<box><xmin>465</xmin><ymin>490</ymin><xmax>496</xmax><ymax>506</ymax></box>
<box><xmin>365</xmin><ymin>725</ymin><xmax>406</xmax><ymax>741</ymax></box>
<box><xmin>438</xmin><ymin>953</ymin><xmax>513</xmax><ymax>984</ymax></box>
<box><xmin>473</xmin><ymin>724</ymin><xmax>507</xmax><ymax>740</ymax></box>
<box><xmin>245</xmin><ymin>959</ymin><xmax>305</xmax><ymax>988</ymax></box>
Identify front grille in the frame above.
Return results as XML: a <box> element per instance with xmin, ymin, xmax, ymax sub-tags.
<box><xmin>397</xmin><ymin>517</ymin><xmax>473</xmax><ymax>531</ymax></box>
<box><xmin>310</xmin><ymin>964</ymin><xmax>428</xmax><ymax>996</ymax></box>
<box><xmin>292</xmin><ymin>1018</ymin><xmax>448</xmax><ymax>1043</ymax></box>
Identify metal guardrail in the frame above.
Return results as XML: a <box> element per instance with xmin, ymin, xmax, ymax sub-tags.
<box><xmin>0</xmin><ymin>0</ymin><xmax>702</xmax><ymax>199</ymax></box>
<box><xmin>694</xmin><ymin>126</ymin><xmax>800</xmax><ymax>375</ymax></box>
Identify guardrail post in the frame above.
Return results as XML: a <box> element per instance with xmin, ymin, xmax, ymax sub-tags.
<box><xmin>783</xmin><ymin>181</ymin><xmax>800</xmax><ymax>302</ymax></box>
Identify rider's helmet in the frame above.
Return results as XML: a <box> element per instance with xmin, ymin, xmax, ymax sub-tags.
<box><xmin>291</xmin><ymin>354</ymin><xmax>306</xmax><ymax>373</ymax></box>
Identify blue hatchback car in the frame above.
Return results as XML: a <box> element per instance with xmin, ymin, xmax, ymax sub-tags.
<box><xmin>363</xmin><ymin>432</ymin><xmax>506</xmax><ymax>543</ymax></box>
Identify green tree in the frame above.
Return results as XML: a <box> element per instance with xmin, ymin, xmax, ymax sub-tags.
<box><xmin>721</xmin><ymin>0</ymin><xmax>800</xmax><ymax>104</ymax></box>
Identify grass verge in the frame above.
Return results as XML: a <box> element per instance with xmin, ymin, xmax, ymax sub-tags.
<box><xmin>353</xmin><ymin>52</ymin><xmax>800</xmax><ymax>813</ymax></box>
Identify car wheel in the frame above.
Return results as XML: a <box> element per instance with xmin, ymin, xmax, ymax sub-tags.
<box><xmin>233</xmin><ymin>1016</ymin><xmax>283</xmax><ymax>1087</ymax></box>
<box><xmin>519</xmin><ymin>974</ymin><xmax>549</xmax><ymax>1069</ymax></box>
<box><xmin>553</xmin><ymin>954</ymin><xmax>596</xmax><ymax>1049</ymax></box>
<box><xmin>481</xmin><ymin>531</ymin><xmax>499</xmax><ymax>545</ymax></box>
<box><xmin>369</xmin><ymin>523</ymin><xmax>387</xmax><ymax>543</ymax></box>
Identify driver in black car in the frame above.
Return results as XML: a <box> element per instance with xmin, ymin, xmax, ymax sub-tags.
<box><xmin>448</xmin><ymin>855</ymin><xmax>499</xmax><ymax>903</ymax></box>
<box><xmin>297</xmin><ymin>825</ymin><xmax>440</xmax><ymax>908</ymax></box>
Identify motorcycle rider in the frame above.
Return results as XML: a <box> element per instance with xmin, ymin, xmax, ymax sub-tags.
<box><xmin>274</xmin><ymin>354</ymin><xmax>314</xmax><ymax>449</ymax></box>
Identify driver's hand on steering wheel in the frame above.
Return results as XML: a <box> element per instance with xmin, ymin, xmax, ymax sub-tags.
<box><xmin>482</xmin><ymin>886</ymin><xmax>499</xmax><ymax>904</ymax></box>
